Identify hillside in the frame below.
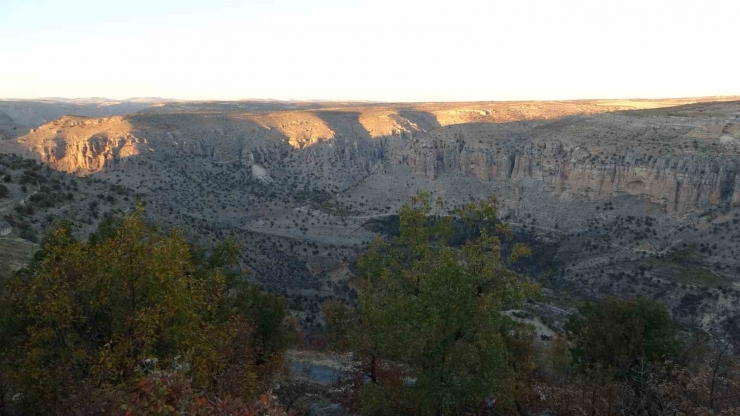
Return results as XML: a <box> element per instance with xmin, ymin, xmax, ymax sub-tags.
<box><xmin>0</xmin><ymin>98</ymin><xmax>166</xmax><ymax>140</ymax></box>
<box><xmin>0</xmin><ymin>154</ymin><xmax>136</xmax><ymax>281</ymax></box>
<box><xmin>2</xmin><ymin>97</ymin><xmax>740</xmax><ymax>334</ymax></box>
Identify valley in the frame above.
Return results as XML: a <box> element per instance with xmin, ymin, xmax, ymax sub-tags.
<box><xmin>2</xmin><ymin>97</ymin><xmax>740</xmax><ymax>336</ymax></box>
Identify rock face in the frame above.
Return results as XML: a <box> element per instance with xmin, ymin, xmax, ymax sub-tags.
<box><xmin>0</xmin><ymin>116</ymin><xmax>144</xmax><ymax>174</ymax></box>
<box><xmin>390</xmin><ymin>128</ymin><xmax>740</xmax><ymax>216</ymax></box>
<box><xmin>251</xmin><ymin>164</ymin><xmax>273</xmax><ymax>183</ymax></box>
<box><xmin>4</xmin><ymin>98</ymin><xmax>740</xmax><ymax>335</ymax></box>
<box><xmin>2</xmin><ymin>99</ymin><xmax>740</xmax><ymax>219</ymax></box>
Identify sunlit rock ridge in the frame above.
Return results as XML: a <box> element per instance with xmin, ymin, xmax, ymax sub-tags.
<box><xmin>3</xmin><ymin>98</ymin><xmax>740</xmax><ymax>217</ymax></box>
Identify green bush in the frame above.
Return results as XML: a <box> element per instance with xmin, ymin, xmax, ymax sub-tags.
<box><xmin>566</xmin><ymin>297</ymin><xmax>678</xmax><ymax>375</ymax></box>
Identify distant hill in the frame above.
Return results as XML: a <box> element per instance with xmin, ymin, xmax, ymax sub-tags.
<box><xmin>0</xmin><ymin>98</ymin><xmax>174</xmax><ymax>139</ymax></box>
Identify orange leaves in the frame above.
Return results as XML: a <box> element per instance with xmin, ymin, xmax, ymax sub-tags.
<box><xmin>122</xmin><ymin>371</ymin><xmax>290</xmax><ymax>416</ymax></box>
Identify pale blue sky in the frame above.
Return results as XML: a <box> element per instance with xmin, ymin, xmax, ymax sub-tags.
<box><xmin>1</xmin><ymin>0</ymin><xmax>738</xmax><ymax>101</ymax></box>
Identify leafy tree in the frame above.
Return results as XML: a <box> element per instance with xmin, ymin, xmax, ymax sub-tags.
<box><xmin>232</xmin><ymin>285</ymin><xmax>290</xmax><ymax>368</ymax></box>
<box><xmin>86</xmin><ymin>214</ymin><xmax>125</xmax><ymax>245</ymax></box>
<box><xmin>566</xmin><ymin>297</ymin><xmax>678</xmax><ymax>376</ymax></box>
<box><xmin>192</xmin><ymin>235</ymin><xmax>292</xmax><ymax>370</ymax></box>
<box><xmin>322</xmin><ymin>300</ymin><xmax>356</xmax><ymax>352</ymax></box>
<box><xmin>0</xmin><ymin>209</ymin><xmax>288</xmax><ymax>414</ymax></box>
<box><xmin>346</xmin><ymin>193</ymin><xmax>538</xmax><ymax>415</ymax></box>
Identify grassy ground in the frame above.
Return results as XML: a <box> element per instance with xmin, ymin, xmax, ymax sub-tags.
<box><xmin>645</xmin><ymin>248</ymin><xmax>734</xmax><ymax>288</ymax></box>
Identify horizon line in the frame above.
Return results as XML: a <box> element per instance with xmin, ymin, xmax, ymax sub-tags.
<box><xmin>2</xmin><ymin>94</ymin><xmax>740</xmax><ymax>104</ymax></box>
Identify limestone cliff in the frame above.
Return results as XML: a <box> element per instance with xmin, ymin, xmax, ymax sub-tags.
<box><xmin>2</xmin><ymin>99</ymin><xmax>739</xmax><ymax>218</ymax></box>
<box><xmin>390</xmin><ymin>131</ymin><xmax>740</xmax><ymax>216</ymax></box>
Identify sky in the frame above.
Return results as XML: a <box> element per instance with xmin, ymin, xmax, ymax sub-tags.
<box><xmin>0</xmin><ymin>0</ymin><xmax>739</xmax><ymax>102</ymax></box>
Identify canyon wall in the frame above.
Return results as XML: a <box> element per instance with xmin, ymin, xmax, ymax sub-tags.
<box><xmin>3</xmin><ymin>100</ymin><xmax>740</xmax><ymax>218</ymax></box>
<box><xmin>394</xmin><ymin>136</ymin><xmax>740</xmax><ymax>215</ymax></box>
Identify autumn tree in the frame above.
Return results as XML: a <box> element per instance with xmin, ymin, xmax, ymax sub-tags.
<box><xmin>345</xmin><ymin>193</ymin><xmax>538</xmax><ymax>415</ymax></box>
<box><xmin>0</xmin><ymin>208</ymin><xmax>289</xmax><ymax>414</ymax></box>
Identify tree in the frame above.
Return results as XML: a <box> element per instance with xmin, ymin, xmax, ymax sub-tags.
<box><xmin>566</xmin><ymin>297</ymin><xmax>678</xmax><ymax>376</ymax></box>
<box><xmin>322</xmin><ymin>300</ymin><xmax>356</xmax><ymax>353</ymax></box>
<box><xmin>348</xmin><ymin>193</ymin><xmax>538</xmax><ymax>415</ymax></box>
<box><xmin>0</xmin><ymin>208</ymin><xmax>288</xmax><ymax>414</ymax></box>
<box><xmin>0</xmin><ymin>184</ymin><xmax>7</xmax><ymax>198</ymax></box>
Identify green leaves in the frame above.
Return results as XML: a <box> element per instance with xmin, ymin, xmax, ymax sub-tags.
<box><xmin>566</xmin><ymin>297</ymin><xmax>678</xmax><ymax>376</ymax></box>
<box><xmin>351</xmin><ymin>193</ymin><xmax>539</xmax><ymax>414</ymax></box>
<box><xmin>0</xmin><ymin>209</ymin><xmax>289</xmax><ymax>414</ymax></box>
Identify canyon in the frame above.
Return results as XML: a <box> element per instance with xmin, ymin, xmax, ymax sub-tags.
<box><xmin>2</xmin><ymin>97</ymin><xmax>740</xmax><ymax>335</ymax></box>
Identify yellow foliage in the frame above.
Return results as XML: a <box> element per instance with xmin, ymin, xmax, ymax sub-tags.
<box><xmin>0</xmin><ymin>209</ymin><xmax>286</xmax><ymax>414</ymax></box>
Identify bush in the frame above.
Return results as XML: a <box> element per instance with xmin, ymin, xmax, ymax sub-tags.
<box><xmin>336</xmin><ymin>193</ymin><xmax>538</xmax><ymax>415</ymax></box>
<box><xmin>566</xmin><ymin>297</ymin><xmax>678</xmax><ymax>375</ymax></box>
<box><xmin>0</xmin><ymin>208</ymin><xmax>289</xmax><ymax>414</ymax></box>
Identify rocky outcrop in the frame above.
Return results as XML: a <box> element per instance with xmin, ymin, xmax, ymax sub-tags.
<box><xmin>386</xmin><ymin>131</ymin><xmax>740</xmax><ymax>216</ymax></box>
<box><xmin>372</xmin><ymin>104</ymin><xmax>740</xmax><ymax>216</ymax></box>
<box><xmin>3</xmin><ymin>100</ymin><xmax>740</xmax><ymax>217</ymax></box>
<box><xmin>43</xmin><ymin>135</ymin><xmax>143</xmax><ymax>173</ymax></box>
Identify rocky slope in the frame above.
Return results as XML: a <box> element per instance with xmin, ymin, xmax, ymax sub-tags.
<box><xmin>0</xmin><ymin>153</ymin><xmax>137</xmax><ymax>281</ymax></box>
<box><xmin>5</xmin><ymin>99</ymin><xmax>740</xmax><ymax>217</ymax></box>
<box><xmin>3</xmin><ymin>97</ymin><xmax>740</xmax><ymax>335</ymax></box>
<box><xmin>389</xmin><ymin>105</ymin><xmax>740</xmax><ymax>216</ymax></box>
